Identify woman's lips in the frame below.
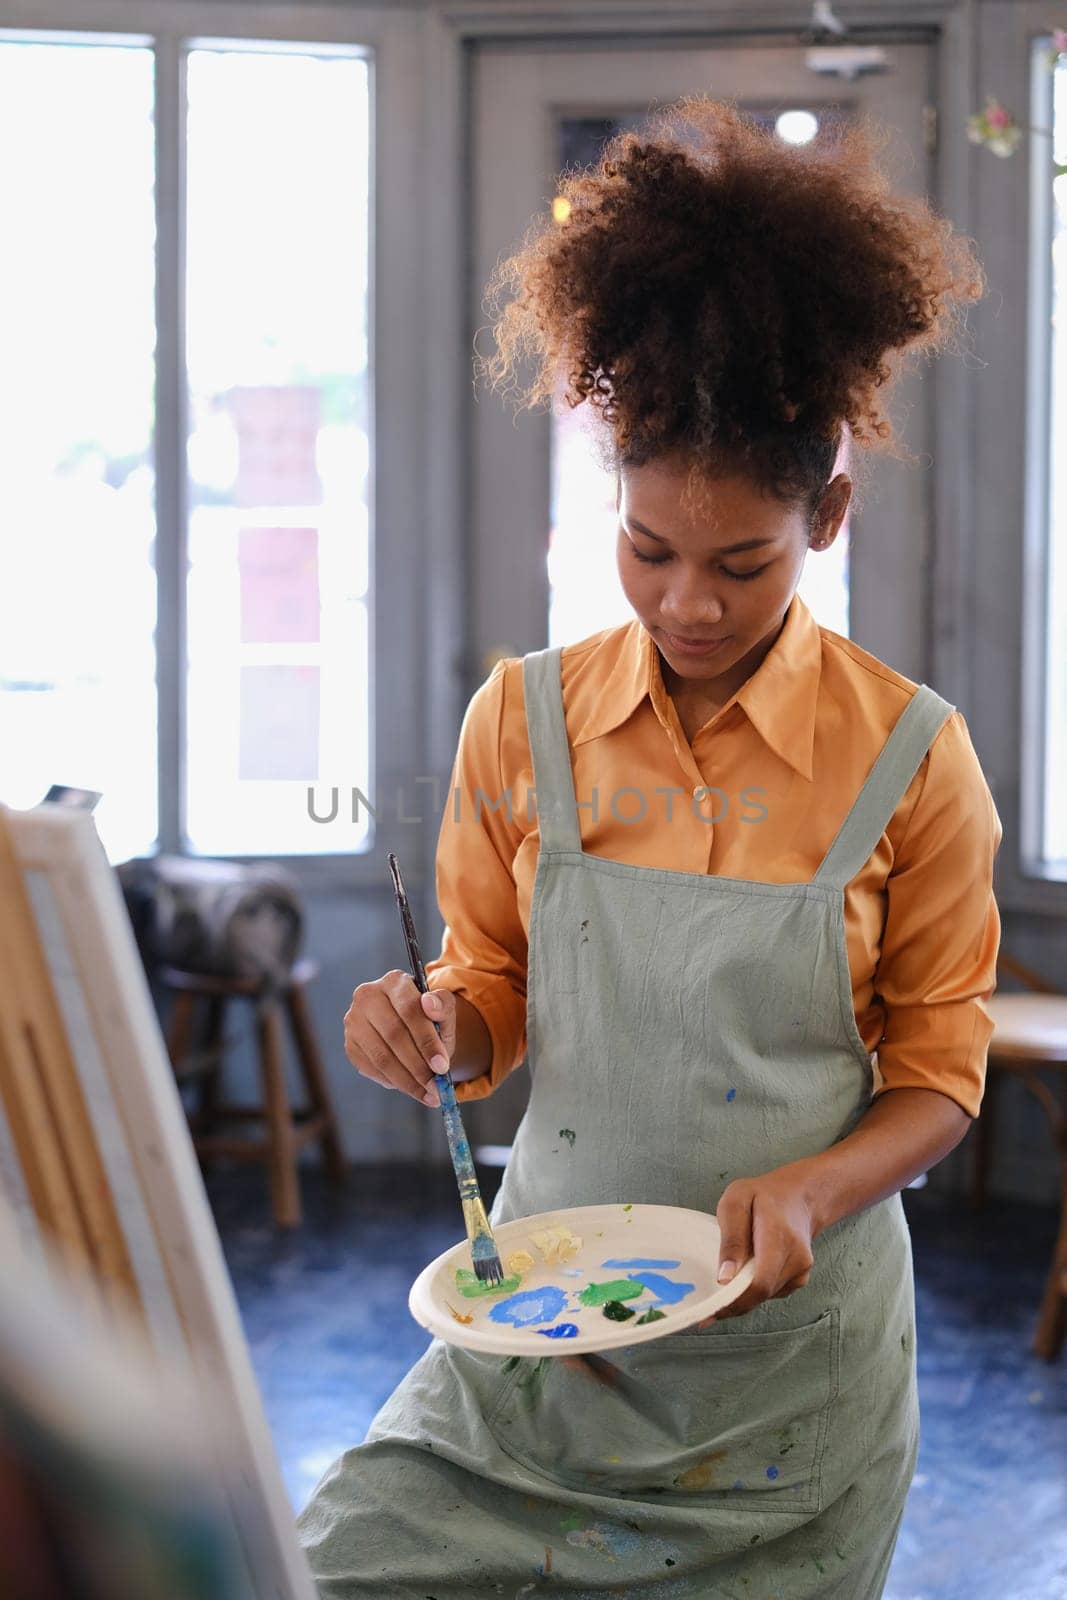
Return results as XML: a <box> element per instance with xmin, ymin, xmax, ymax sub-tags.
<box><xmin>661</xmin><ymin>630</ymin><xmax>731</xmax><ymax>657</ymax></box>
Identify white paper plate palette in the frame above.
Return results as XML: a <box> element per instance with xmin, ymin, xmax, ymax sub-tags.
<box><xmin>409</xmin><ymin>1202</ymin><xmax>757</xmax><ymax>1356</ymax></box>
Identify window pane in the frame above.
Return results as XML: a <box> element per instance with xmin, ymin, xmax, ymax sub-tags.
<box><xmin>548</xmin><ymin>108</ymin><xmax>851</xmax><ymax>650</ymax></box>
<box><xmin>184</xmin><ymin>46</ymin><xmax>371</xmax><ymax>856</ymax></box>
<box><xmin>0</xmin><ymin>38</ymin><xmax>157</xmax><ymax>862</ymax></box>
<box><xmin>1046</xmin><ymin>52</ymin><xmax>1067</xmax><ymax>863</ymax></box>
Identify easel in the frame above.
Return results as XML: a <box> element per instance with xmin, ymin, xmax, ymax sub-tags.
<box><xmin>0</xmin><ymin>806</ymin><xmax>141</xmax><ymax>1330</ymax></box>
<box><xmin>0</xmin><ymin>801</ymin><xmax>317</xmax><ymax>1600</ymax></box>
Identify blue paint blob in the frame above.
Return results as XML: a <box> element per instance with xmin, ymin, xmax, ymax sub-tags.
<box><xmin>537</xmin><ymin>1322</ymin><xmax>579</xmax><ymax>1339</ymax></box>
<box><xmin>488</xmin><ymin>1286</ymin><xmax>569</xmax><ymax>1328</ymax></box>
<box><xmin>726</xmin><ymin>1088</ymin><xmax>737</xmax><ymax>1102</ymax></box>
<box><xmin>629</xmin><ymin>1271</ymin><xmax>696</xmax><ymax>1306</ymax></box>
<box><xmin>766</xmin><ymin>1465</ymin><xmax>779</xmax><ymax>1480</ymax></box>
<box><xmin>561</xmin><ymin>1268</ymin><xmax>583</xmax><ymax>1278</ymax></box>
<box><xmin>601</xmin><ymin>1258</ymin><xmax>682</xmax><ymax>1270</ymax></box>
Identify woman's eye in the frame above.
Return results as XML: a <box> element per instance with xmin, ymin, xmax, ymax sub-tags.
<box><xmin>630</xmin><ymin>546</ymin><xmax>768</xmax><ymax>582</ymax></box>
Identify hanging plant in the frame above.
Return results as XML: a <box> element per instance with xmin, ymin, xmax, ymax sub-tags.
<box><xmin>966</xmin><ymin>96</ymin><xmax>1024</xmax><ymax>157</ymax></box>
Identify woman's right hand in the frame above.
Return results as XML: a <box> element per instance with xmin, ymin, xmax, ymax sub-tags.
<box><xmin>343</xmin><ymin>972</ymin><xmax>456</xmax><ymax>1107</ymax></box>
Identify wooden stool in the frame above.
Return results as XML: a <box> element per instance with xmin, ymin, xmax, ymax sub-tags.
<box><xmin>971</xmin><ymin>952</ymin><xmax>1067</xmax><ymax>1360</ymax></box>
<box><xmin>162</xmin><ymin>957</ymin><xmax>346</xmax><ymax>1228</ymax></box>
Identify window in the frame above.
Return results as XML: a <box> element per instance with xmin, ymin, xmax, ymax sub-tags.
<box><xmin>183</xmin><ymin>45</ymin><xmax>371</xmax><ymax>856</ymax></box>
<box><xmin>0</xmin><ymin>38</ymin><xmax>158</xmax><ymax>861</ymax></box>
<box><xmin>0</xmin><ymin>29</ymin><xmax>372</xmax><ymax>863</ymax></box>
<box><xmin>1024</xmin><ymin>35</ymin><xmax>1067</xmax><ymax>876</ymax></box>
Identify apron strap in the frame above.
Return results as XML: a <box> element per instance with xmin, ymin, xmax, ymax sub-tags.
<box><xmin>521</xmin><ymin>646</ymin><xmax>583</xmax><ymax>855</ymax></box>
<box><xmin>811</xmin><ymin>683</ymin><xmax>956</xmax><ymax>891</ymax></box>
<box><xmin>522</xmin><ymin>645</ymin><xmax>955</xmax><ymax>881</ymax></box>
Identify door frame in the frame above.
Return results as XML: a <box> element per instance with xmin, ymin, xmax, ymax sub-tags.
<box><xmin>469</xmin><ymin>36</ymin><xmax>940</xmax><ymax>692</ymax></box>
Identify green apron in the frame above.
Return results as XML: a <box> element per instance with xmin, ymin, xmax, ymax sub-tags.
<box><xmin>298</xmin><ymin>644</ymin><xmax>954</xmax><ymax>1599</ymax></box>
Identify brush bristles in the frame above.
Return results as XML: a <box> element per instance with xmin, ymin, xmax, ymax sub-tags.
<box><xmin>463</xmin><ymin>1195</ymin><xmax>504</xmax><ymax>1285</ymax></box>
<box><xmin>472</xmin><ymin>1251</ymin><xmax>505</xmax><ymax>1286</ymax></box>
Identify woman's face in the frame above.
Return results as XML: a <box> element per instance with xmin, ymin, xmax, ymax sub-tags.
<box><xmin>616</xmin><ymin>455</ymin><xmax>850</xmax><ymax>691</ymax></box>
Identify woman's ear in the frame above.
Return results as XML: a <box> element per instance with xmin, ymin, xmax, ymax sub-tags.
<box><xmin>812</xmin><ymin>473</ymin><xmax>852</xmax><ymax>541</ymax></box>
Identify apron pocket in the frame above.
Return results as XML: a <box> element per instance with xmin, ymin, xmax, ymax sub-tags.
<box><xmin>484</xmin><ymin>1305</ymin><xmax>840</xmax><ymax>1515</ymax></box>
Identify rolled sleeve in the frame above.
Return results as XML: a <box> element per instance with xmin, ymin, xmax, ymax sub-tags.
<box><xmin>423</xmin><ymin>658</ymin><xmax>529</xmax><ymax>1102</ymax></box>
<box><xmin>871</xmin><ymin>709</ymin><xmax>1003</xmax><ymax>1120</ymax></box>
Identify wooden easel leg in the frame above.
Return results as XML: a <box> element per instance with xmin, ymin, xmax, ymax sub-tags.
<box><xmin>256</xmin><ymin>1000</ymin><xmax>301</xmax><ymax>1229</ymax></box>
<box><xmin>286</xmin><ymin>983</ymin><xmax>347</xmax><ymax>1186</ymax></box>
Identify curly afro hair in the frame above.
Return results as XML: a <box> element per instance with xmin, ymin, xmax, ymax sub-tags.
<box><xmin>477</xmin><ymin>96</ymin><xmax>985</xmax><ymax>520</ymax></box>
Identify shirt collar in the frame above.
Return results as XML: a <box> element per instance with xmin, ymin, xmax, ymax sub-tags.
<box><xmin>570</xmin><ymin>591</ymin><xmax>822</xmax><ymax>782</ymax></box>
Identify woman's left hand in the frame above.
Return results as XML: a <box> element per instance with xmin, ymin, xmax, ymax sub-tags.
<box><xmin>698</xmin><ymin>1163</ymin><xmax>817</xmax><ymax>1326</ymax></box>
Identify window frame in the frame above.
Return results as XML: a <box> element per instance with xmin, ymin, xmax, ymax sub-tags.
<box><xmin>0</xmin><ymin>0</ymin><xmax>433</xmax><ymax>897</ymax></box>
<box><xmin>1021</xmin><ymin>29</ymin><xmax>1064</xmax><ymax>883</ymax></box>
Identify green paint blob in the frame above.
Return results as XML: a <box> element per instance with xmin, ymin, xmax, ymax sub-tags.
<box><xmin>578</xmin><ymin>1278</ymin><xmax>645</xmax><ymax>1307</ymax></box>
<box><xmin>517</xmin><ymin>1357</ymin><xmax>551</xmax><ymax>1404</ymax></box>
<box><xmin>559</xmin><ymin>1128</ymin><xmax>577</xmax><ymax>1147</ymax></box>
<box><xmin>602</xmin><ymin>1300</ymin><xmax>636</xmax><ymax>1321</ymax></box>
<box><xmin>622</xmin><ymin>1203</ymin><xmax>633</xmax><ymax>1212</ymax></box>
<box><xmin>636</xmin><ymin>1307</ymin><xmax>666</xmax><ymax>1325</ymax></box>
<box><xmin>454</xmin><ymin>1268</ymin><xmax>521</xmax><ymax>1299</ymax></box>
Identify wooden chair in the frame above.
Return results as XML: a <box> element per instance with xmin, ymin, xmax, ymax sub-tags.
<box><xmin>162</xmin><ymin>957</ymin><xmax>346</xmax><ymax>1228</ymax></box>
<box><xmin>971</xmin><ymin>951</ymin><xmax>1067</xmax><ymax>1360</ymax></box>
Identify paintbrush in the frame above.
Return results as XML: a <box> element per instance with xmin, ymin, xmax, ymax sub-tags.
<box><xmin>387</xmin><ymin>852</ymin><xmax>505</xmax><ymax>1287</ymax></box>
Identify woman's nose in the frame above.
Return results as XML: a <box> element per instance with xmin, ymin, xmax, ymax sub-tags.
<box><xmin>661</xmin><ymin>580</ymin><xmax>724</xmax><ymax>627</ymax></box>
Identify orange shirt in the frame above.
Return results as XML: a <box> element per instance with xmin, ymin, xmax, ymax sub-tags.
<box><xmin>425</xmin><ymin>592</ymin><xmax>1002</xmax><ymax>1118</ymax></box>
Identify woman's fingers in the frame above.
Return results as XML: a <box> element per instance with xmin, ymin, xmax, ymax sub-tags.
<box><xmin>710</xmin><ymin>1178</ymin><xmax>814</xmax><ymax>1320</ymax></box>
<box><xmin>715</xmin><ymin>1182</ymin><xmax>754</xmax><ymax>1288</ymax></box>
<box><xmin>418</xmin><ymin>986</ymin><xmax>456</xmax><ymax>1055</ymax></box>
<box><xmin>381</xmin><ymin>972</ymin><xmax>458</xmax><ymax>1101</ymax></box>
<box><xmin>343</xmin><ymin>973</ymin><xmax>457</xmax><ymax>1105</ymax></box>
<box><xmin>349</xmin><ymin>1002</ymin><xmax>431</xmax><ymax>1101</ymax></box>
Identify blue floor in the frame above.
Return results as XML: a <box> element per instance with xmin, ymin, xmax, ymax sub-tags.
<box><xmin>206</xmin><ymin>1166</ymin><xmax>1067</xmax><ymax>1600</ymax></box>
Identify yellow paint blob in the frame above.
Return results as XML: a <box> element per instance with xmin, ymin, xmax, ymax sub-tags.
<box><xmin>506</xmin><ymin>1249</ymin><xmax>537</xmax><ymax>1279</ymax></box>
<box><xmin>529</xmin><ymin>1224</ymin><xmax>583</xmax><ymax>1265</ymax></box>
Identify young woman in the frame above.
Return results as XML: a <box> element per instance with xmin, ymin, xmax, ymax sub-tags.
<box><xmin>298</xmin><ymin>98</ymin><xmax>1002</xmax><ymax>1598</ymax></box>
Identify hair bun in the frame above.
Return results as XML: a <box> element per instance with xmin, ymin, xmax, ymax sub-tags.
<box><xmin>478</xmin><ymin>95</ymin><xmax>985</xmax><ymax>512</ymax></box>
